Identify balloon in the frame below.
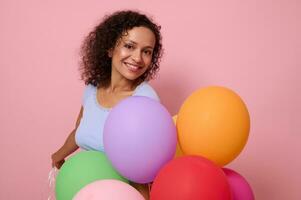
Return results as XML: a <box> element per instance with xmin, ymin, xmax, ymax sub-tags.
<box><xmin>223</xmin><ymin>168</ymin><xmax>255</xmax><ymax>200</ymax></box>
<box><xmin>73</xmin><ymin>179</ymin><xmax>145</xmax><ymax>200</ymax></box>
<box><xmin>55</xmin><ymin>151</ymin><xmax>128</xmax><ymax>200</ymax></box>
<box><xmin>177</xmin><ymin>86</ymin><xmax>250</xmax><ymax>166</ymax></box>
<box><xmin>104</xmin><ymin>96</ymin><xmax>177</xmax><ymax>183</ymax></box>
<box><xmin>150</xmin><ymin>156</ymin><xmax>232</xmax><ymax>200</ymax></box>
<box><xmin>172</xmin><ymin>115</ymin><xmax>183</xmax><ymax>157</ymax></box>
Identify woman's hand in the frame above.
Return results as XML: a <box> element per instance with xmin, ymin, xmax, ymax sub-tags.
<box><xmin>51</xmin><ymin>107</ymin><xmax>82</xmax><ymax>169</ymax></box>
<box><xmin>51</xmin><ymin>152</ymin><xmax>65</xmax><ymax>169</ymax></box>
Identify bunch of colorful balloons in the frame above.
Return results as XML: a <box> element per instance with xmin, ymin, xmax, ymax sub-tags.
<box><xmin>152</xmin><ymin>86</ymin><xmax>254</xmax><ymax>200</ymax></box>
<box><xmin>55</xmin><ymin>86</ymin><xmax>255</xmax><ymax>200</ymax></box>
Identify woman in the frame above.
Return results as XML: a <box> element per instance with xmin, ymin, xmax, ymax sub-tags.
<box><xmin>51</xmin><ymin>10</ymin><xmax>163</xmax><ymax>199</ymax></box>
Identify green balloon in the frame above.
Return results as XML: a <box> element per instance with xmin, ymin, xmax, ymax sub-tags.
<box><xmin>55</xmin><ymin>151</ymin><xmax>128</xmax><ymax>200</ymax></box>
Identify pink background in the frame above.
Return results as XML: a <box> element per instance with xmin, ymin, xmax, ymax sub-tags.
<box><xmin>0</xmin><ymin>0</ymin><xmax>299</xmax><ymax>199</ymax></box>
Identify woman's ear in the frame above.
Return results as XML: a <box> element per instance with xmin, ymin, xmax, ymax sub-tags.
<box><xmin>108</xmin><ymin>49</ymin><xmax>113</xmax><ymax>58</ymax></box>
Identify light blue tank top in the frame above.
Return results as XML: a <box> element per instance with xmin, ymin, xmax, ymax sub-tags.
<box><xmin>75</xmin><ymin>82</ymin><xmax>160</xmax><ymax>152</ymax></box>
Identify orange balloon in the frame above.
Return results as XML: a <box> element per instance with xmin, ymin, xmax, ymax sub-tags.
<box><xmin>172</xmin><ymin>115</ymin><xmax>183</xmax><ymax>158</ymax></box>
<box><xmin>177</xmin><ymin>86</ymin><xmax>250</xmax><ymax>166</ymax></box>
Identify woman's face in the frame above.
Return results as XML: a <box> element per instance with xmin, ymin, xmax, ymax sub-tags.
<box><xmin>110</xmin><ymin>26</ymin><xmax>156</xmax><ymax>81</ymax></box>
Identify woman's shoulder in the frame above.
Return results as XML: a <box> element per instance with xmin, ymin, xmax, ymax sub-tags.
<box><xmin>82</xmin><ymin>84</ymin><xmax>97</xmax><ymax>105</ymax></box>
<box><xmin>84</xmin><ymin>84</ymin><xmax>97</xmax><ymax>95</ymax></box>
<box><xmin>133</xmin><ymin>82</ymin><xmax>160</xmax><ymax>102</ymax></box>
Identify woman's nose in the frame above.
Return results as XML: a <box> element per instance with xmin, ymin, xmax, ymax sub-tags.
<box><xmin>131</xmin><ymin>49</ymin><xmax>142</xmax><ymax>63</ymax></box>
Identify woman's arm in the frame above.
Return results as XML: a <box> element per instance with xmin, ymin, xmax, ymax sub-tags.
<box><xmin>51</xmin><ymin>106</ymin><xmax>83</xmax><ymax>169</ymax></box>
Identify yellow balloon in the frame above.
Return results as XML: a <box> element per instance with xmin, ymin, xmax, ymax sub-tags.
<box><xmin>177</xmin><ymin>86</ymin><xmax>250</xmax><ymax>166</ymax></box>
<box><xmin>172</xmin><ymin>115</ymin><xmax>184</xmax><ymax>157</ymax></box>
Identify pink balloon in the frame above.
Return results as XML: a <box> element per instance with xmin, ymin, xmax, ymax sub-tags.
<box><xmin>73</xmin><ymin>179</ymin><xmax>145</xmax><ymax>200</ymax></box>
<box><xmin>223</xmin><ymin>168</ymin><xmax>255</xmax><ymax>200</ymax></box>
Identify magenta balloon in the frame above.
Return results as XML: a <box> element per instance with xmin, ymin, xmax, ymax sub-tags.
<box><xmin>223</xmin><ymin>168</ymin><xmax>255</xmax><ymax>200</ymax></box>
<box><xmin>104</xmin><ymin>96</ymin><xmax>177</xmax><ymax>183</ymax></box>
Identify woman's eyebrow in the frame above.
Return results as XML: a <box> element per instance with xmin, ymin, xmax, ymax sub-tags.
<box><xmin>126</xmin><ymin>39</ymin><xmax>154</xmax><ymax>49</ymax></box>
<box><xmin>124</xmin><ymin>39</ymin><xmax>137</xmax><ymax>44</ymax></box>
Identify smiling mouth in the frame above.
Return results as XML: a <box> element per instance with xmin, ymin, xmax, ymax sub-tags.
<box><xmin>124</xmin><ymin>62</ymin><xmax>142</xmax><ymax>72</ymax></box>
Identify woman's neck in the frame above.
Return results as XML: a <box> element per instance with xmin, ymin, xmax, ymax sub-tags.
<box><xmin>106</xmin><ymin>73</ymin><xmax>137</xmax><ymax>93</ymax></box>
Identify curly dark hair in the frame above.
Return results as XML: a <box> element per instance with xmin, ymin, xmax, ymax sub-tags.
<box><xmin>80</xmin><ymin>10</ymin><xmax>163</xmax><ymax>88</ymax></box>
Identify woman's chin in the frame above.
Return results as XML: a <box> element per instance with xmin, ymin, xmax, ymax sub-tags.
<box><xmin>122</xmin><ymin>71</ymin><xmax>143</xmax><ymax>81</ymax></box>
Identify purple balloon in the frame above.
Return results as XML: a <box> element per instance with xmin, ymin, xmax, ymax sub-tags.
<box><xmin>104</xmin><ymin>96</ymin><xmax>177</xmax><ymax>183</ymax></box>
<box><xmin>223</xmin><ymin>168</ymin><xmax>255</xmax><ymax>200</ymax></box>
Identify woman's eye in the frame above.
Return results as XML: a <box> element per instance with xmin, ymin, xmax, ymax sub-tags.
<box><xmin>144</xmin><ymin>50</ymin><xmax>152</xmax><ymax>55</ymax></box>
<box><xmin>124</xmin><ymin>44</ymin><xmax>134</xmax><ymax>49</ymax></box>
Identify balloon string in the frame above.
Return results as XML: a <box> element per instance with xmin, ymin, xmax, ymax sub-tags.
<box><xmin>47</xmin><ymin>167</ymin><xmax>57</xmax><ymax>200</ymax></box>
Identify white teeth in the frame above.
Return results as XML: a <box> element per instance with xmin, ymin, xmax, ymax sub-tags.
<box><xmin>125</xmin><ymin>63</ymin><xmax>140</xmax><ymax>71</ymax></box>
